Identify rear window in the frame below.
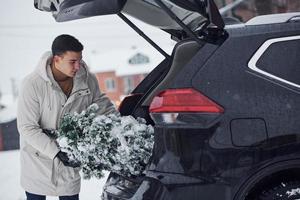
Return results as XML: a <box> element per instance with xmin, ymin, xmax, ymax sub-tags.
<box><xmin>220</xmin><ymin>0</ymin><xmax>300</xmax><ymax>23</ymax></box>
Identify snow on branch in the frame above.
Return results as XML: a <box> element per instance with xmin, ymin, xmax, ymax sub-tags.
<box><xmin>57</xmin><ymin>104</ymin><xmax>154</xmax><ymax>179</ymax></box>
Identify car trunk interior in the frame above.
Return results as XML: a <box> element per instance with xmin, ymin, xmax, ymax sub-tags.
<box><xmin>122</xmin><ymin>0</ymin><xmax>203</xmax><ymax>31</ymax></box>
<box><xmin>118</xmin><ymin>0</ymin><xmax>226</xmax><ymax>123</ymax></box>
<box><xmin>119</xmin><ymin>39</ymin><xmax>204</xmax><ymax>125</ymax></box>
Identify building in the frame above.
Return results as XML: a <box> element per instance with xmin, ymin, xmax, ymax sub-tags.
<box><xmin>89</xmin><ymin>46</ymin><xmax>172</xmax><ymax>106</ymax></box>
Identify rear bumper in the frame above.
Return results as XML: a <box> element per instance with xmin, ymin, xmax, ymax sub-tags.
<box><xmin>101</xmin><ymin>172</ymin><xmax>231</xmax><ymax>200</ymax></box>
<box><xmin>102</xmin><ymin>173</ymin><xmax>169</xmax><ymax>200</ymax></box>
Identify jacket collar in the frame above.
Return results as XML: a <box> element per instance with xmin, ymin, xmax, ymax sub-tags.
<box><xmin>35</xmin><ymin>51</ymin><xmax>90</xmax><ymax>91</ymax></box>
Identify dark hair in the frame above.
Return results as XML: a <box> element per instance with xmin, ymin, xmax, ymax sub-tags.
<box><xmin>51</xmin><ymin>34</ymin><xmax>84</xmax><ymax>56</ymax></box>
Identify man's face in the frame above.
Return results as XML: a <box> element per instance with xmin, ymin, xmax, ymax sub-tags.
<box><xmin>53</xmin><ymin>51</ymin><xmax>82</xmax><ymax>78</ymax></box>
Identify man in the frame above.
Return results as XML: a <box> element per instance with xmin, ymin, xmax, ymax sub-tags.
<box><xmin>17</xmin><ymin>34</ymin><xmax>118</xmax><ymax>200</ymax></box>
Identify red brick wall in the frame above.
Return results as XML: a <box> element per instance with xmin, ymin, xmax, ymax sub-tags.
<box><xmin>94</xmin><ymin>71</ymin><xmax>148</xmax><ymax>106</ymax></box>
<box><xmin>95</xmin><ymin>71</ymin><xmax>121</xmax><ymax>104</ymax></box>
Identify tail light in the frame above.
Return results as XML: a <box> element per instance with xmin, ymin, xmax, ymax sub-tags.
<box><xmin>149</xmin><ymin>88</ymin><xmax>224</xmax><ymax>113</ymax></box>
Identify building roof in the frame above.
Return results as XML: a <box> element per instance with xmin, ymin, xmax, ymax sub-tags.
<box><xmin>89</xmin><ymin>45</ymin><xmax>173</xmax><ymax>76</ymax></box>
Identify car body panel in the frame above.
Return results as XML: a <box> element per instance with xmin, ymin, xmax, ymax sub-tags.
<box><xmin>103</xmin><ymin>18</ymin><xmax>300</xmax><ymax>199</ymax></box>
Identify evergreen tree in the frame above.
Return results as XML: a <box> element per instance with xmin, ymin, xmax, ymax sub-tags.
<box><xmin>57</xmin><ymin>104</ymin><xmax>154</xmax><ymax>179</ymax></box>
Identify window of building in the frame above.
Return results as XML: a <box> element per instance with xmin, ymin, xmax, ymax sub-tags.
<box><xmin>123</xmin><ymin>76</ymin><xmax>134</xmax><ymax>95</ymax></box>
<box><xmin>105</xmin><ymin>78</ymin><xmax>116</xmax><ymax>92</ymax></box>
<box><xmin>128</xmin><ymin>53</ymin><xmax>150</xmax><ymax>65</ymax></box>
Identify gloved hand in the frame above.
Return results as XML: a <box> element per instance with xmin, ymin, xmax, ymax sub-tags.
<box><xmin>42</xmin><ymin>129</ymin><xmax>58</xmax><ymax>139</ymax></box>
<box><xmin>56</xmin><ymin>151</ymin><xmax>81</xmax><ymax>168</ymax></box>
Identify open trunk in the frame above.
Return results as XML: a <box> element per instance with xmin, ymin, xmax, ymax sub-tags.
<box><xmin>34</xmin><ymin>0</ymin><xmax>225</xmax><ymax>40</ymax></box>
<box><xmin>34</xmin><ymin>0</ymin><xmax>227</xmax><ymax>119</ymax></box>
<box><xmin>33</xmin><ymin>1</ymin><xmax>226</xmax><ymax>199</ymax></box>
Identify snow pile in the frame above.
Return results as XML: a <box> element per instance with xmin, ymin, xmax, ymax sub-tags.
<box><xmin>0</xmin><ymin>150</ymin><xmax>109</xmax><ymax>200</ymax></box>
<box><xmin>287</xmin><ymin>188</ymin><xmax>300</xmax><ymax>197</ymax></box>
<box><xmin>57</xmin><ymin>104</ymin><xmax>154</xmax><ymax>179</ymax></box>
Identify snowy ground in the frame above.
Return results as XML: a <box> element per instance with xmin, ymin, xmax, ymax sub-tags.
<box><xmin>0</xmin><ymin>150</ymin><xmax>108</xmax><ymax>200</ymax></box>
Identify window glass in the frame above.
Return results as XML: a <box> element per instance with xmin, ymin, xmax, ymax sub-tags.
<box><xmin>256</xmin><ymin>39</ymin><xmax>300</xmax><ymax>86</ymax></box>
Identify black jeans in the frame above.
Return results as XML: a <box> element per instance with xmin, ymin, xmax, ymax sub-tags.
<box><xmin>25</xmin><ymin>192</ymin><xmax>79</xmax><ymax>200</ymax></box>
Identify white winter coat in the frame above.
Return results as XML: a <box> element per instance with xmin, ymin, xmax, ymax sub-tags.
<box><xmin>17</xmin><ymin>52</ymin><xmax>118</xmax><ymax>196</ymax></box>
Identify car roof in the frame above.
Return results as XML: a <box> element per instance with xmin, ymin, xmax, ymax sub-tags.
<box><xmin>246</xmin><ymin>12</ymin><xmax>300</xmax><ymax>26</ymax></box>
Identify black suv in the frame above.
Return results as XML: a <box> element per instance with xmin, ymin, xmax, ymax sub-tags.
<box><xmin>35</xmin><ymin>0</ymin><xmax>300</xmax><ymax>199</ymax></box>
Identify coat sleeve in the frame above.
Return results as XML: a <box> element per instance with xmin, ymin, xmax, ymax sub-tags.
<box><xmin>89</xmin><ymin>73</ymin><xmax>120</xmax><ymax>116</ymax></box>
<box><xmin>17</xmin><ymin>77</ymin><xmax>60</xmax><ymax>159</ymax></box>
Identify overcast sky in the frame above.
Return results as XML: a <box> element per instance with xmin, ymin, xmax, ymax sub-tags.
<box><xmin>0</xmin><ymin>0</ymin><xmax>173</xmax><ymax>95</ymax></box>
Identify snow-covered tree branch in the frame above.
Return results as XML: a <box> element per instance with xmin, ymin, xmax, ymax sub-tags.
<box><xmin>57</xmin><ymin>104</ymin><xmax>154</xmax><ymax>179</ymax></box>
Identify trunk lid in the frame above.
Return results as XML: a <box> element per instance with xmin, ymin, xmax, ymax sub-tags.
<box><xmin>34</xmin><ymin>0</ymin><xmax>225</xmax><ymax>39</ymax></box>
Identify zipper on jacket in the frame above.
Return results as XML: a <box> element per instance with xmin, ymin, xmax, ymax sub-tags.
<box><xmin>57</xmin><ymin>89</ymin><xmax>90</xmax><ymax>126</ymax></box>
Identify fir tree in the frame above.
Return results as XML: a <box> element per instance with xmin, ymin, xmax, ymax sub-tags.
<box><xmin>57</xmin><ymin>104</ymin><xmax>154</xmax><ymax>179</ymax></box>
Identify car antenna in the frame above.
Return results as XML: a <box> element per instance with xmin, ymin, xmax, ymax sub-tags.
<box><xmin>118</xmin><ymin>13</ymin><xmax>171</xmax><ymax>60</ymax></box>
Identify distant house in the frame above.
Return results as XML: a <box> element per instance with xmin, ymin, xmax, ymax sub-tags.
<box><xmin>89</xmin><ymin>47</ymin><xmax>169</xmax><ymax>106</ymax></box>
<box><xmin>94</xmin><ymin>70</ymin><xmax>147</xmax><ymax>106</ymax></box>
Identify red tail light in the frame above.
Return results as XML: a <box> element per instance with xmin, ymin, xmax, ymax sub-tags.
<box><xmin>149</xmin><ymin>88</ymin><xmax>224</xmax><ymax>113</ymax></box>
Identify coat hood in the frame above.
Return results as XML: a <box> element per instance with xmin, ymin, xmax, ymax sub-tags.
<box><xmin>35</xmin><ymin>51</ymin><xmax>89</xmax><ymax>84</ymax></box>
